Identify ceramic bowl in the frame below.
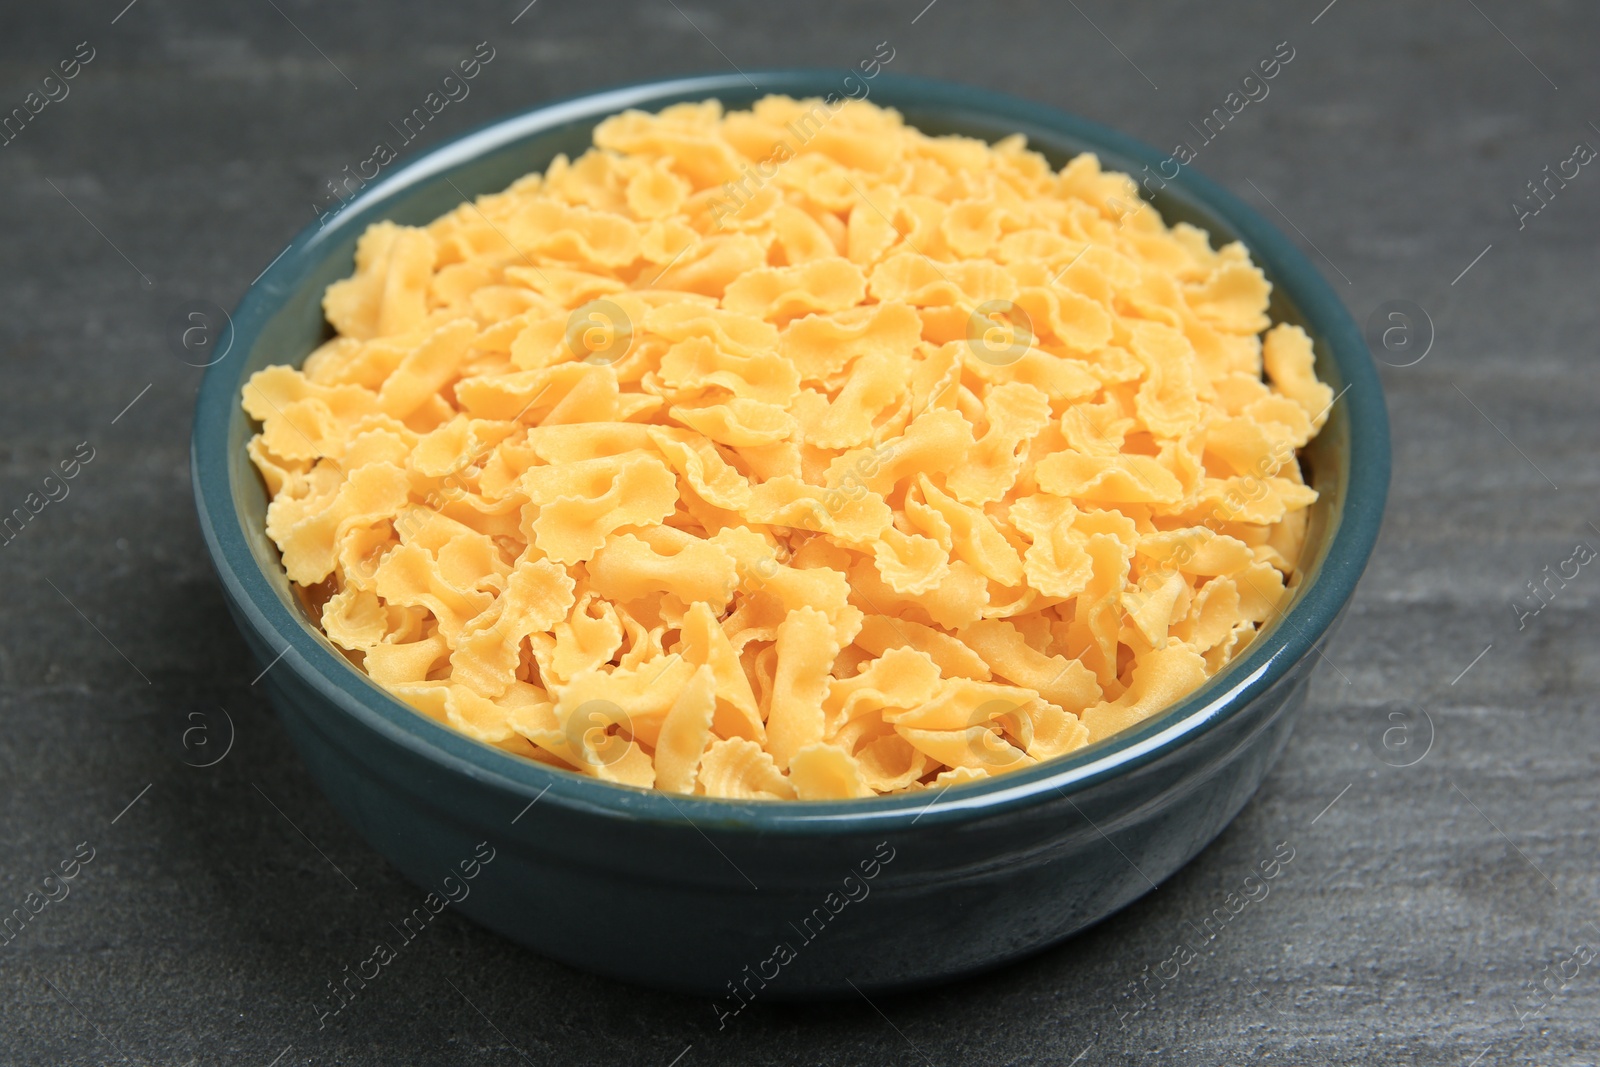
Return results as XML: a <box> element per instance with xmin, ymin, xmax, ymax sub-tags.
<box><xmin>192</xmin><ymin>70</ymin><xmax>1389</xmax><ymax>998</ymax></box>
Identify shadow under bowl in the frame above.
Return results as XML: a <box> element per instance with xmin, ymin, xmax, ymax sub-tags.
<box><xmin>191</xmin><ymin>70</ymin><xmax>1389</xmax><ymax>999</ymax></box>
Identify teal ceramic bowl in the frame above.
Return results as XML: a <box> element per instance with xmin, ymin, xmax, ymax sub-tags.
<box><xmin>192</xmin><ymin>71</ymin><xmax>1388</xmax><ymax>998</ymax></box>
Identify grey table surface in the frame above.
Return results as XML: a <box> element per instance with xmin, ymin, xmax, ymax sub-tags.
<box><xmin>2</xmin><ymin>0</ymin><xmax>1597</xmax><ymax>1063</ymax></box>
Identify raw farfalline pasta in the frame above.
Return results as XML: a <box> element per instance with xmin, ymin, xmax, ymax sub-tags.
<box><xmin>243</xmin><ymin>95</ymin><xmax>1331</xmax><ymax>800</ymax></box>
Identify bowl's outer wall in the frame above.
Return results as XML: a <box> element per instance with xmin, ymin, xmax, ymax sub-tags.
<box><xmin>234</xmin><ymin>590</ymin><xmax>1323</xmax><ymax>998</ymax></box>
<box><xmin>193</xmin><ymin>72</ymin><xmax>1389</xmax><ymax>996</ymax></box>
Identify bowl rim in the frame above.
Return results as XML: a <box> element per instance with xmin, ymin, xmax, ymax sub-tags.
<box><xmin>192</xmin><ymin>68</ymin><xmax>1390</xmax><ymax>835</ymax></box>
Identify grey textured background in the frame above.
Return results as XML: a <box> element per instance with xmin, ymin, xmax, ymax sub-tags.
<box><xmin>2</xmin><ymin>1</ymin><xmax>1597</xmax><ymax>1064</ymax></box>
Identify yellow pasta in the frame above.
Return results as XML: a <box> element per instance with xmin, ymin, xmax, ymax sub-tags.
<box><xmin>244</xmin><ymin>96</ymin><xmax>1329</xmax><ymax>799</ymax></box>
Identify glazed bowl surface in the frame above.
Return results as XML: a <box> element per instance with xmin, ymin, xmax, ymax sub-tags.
<box><xmin>191</xmin><ymin>70</ymin><xmax>1389</xmax><ymax>997</ymax></box>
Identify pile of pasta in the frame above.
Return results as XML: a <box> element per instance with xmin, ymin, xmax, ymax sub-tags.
<box><xmin>243</xmin><ymin>96</ymin><xmax>1331</xmax><ymax>800</ymax></box>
